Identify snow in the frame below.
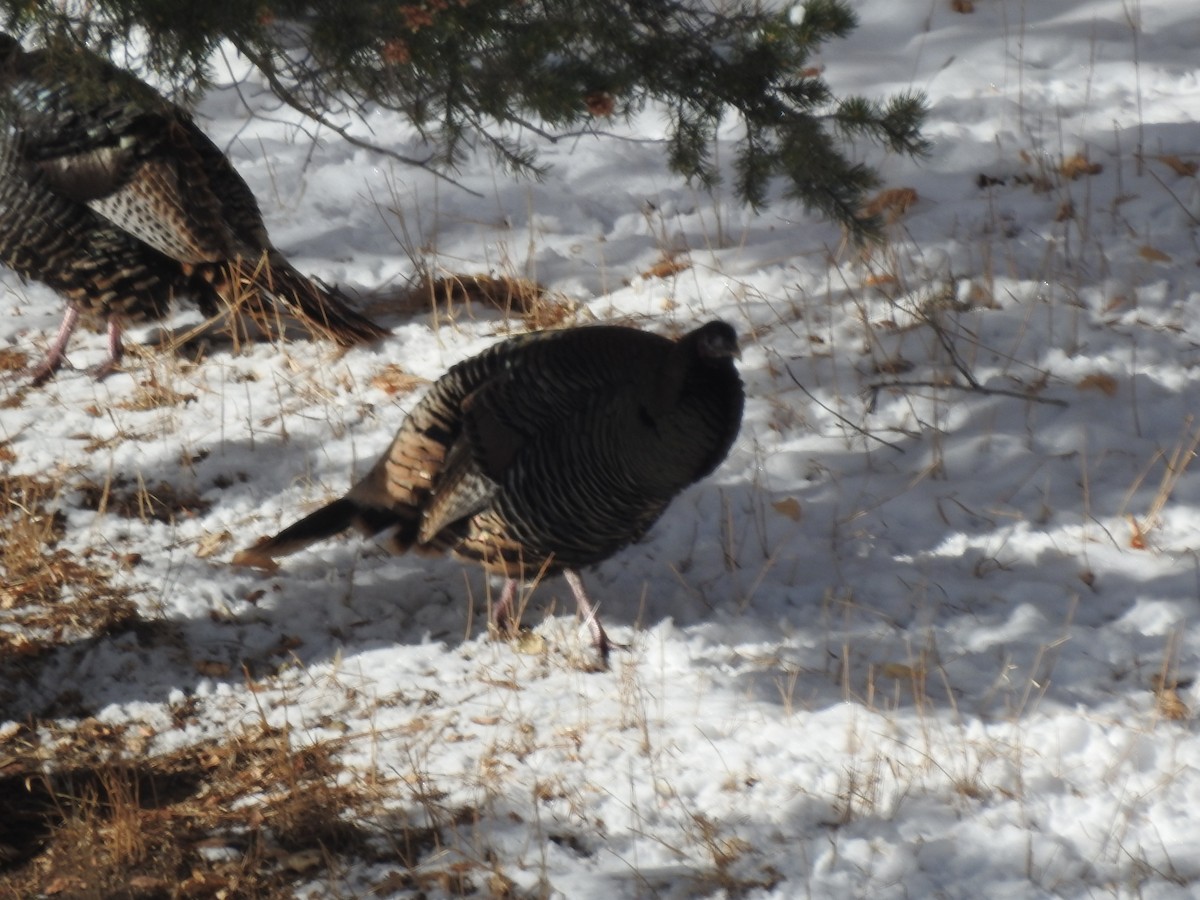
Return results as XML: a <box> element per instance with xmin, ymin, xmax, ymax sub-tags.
<box><xmin>5</xmin><ymin>0</ymin><xmax>1200</xmax><ymax>896</ymax></box>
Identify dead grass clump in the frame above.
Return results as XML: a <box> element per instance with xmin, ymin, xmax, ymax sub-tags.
<box><xmin>385</xmin><ymin>272</ymin><xmax>579</xmax><ymax>329</ymax></box>
<box><xmin>116</xmin><ymin>376</ymin><xmax>199</xmax><ymax>412</ymax></box>
<box><xmin>0</xmin><ymin>725</ymin><xmax>415</xmax><ymax>898</ymax></box>
<box><xmin>77</xmin><ymin>475</ymin><xmax>211</xmax><ymax>524</ymax></box>
<box><xmin>640</xmin><ymin>251</ymin><xmax>692</xmax><ymax>280</ymax></box>
<box><xmin>0</xmin><ymin>346</ymin><xmax>28</xmax><ymax>373</ymax></box>
<box><xmin>0</xmin><ymin>475</ymin><xmax>139</xmax><ymax>655</ymax></box>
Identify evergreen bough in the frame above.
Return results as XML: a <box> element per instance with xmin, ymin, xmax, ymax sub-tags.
<box><xmin>2</xmin><ymin>0</ymin><xmax>929</xmax><ymax>239</ymax></box>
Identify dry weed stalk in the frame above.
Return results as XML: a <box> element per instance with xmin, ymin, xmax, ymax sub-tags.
<box><xmin>1119</xmin><ymin>417</ymin><xmax>1200</xmax><ymax>547</ymax></box>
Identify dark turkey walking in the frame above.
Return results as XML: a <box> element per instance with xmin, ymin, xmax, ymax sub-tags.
<box><xmin>0</xmin><ymin>33</ymin><xmax>388</xmax><ymax>383</ymax></box>
<box><xmin>235</xmin><ymin>320</ymin><xmax>745</xmax><ymax>667</ymax></box>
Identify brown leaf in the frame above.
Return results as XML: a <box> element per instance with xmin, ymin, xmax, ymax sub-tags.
<box><xmin>772</xmin><ymin>498</ymin><xmax>803</xmax><ymax>521</ymax></box>
<box><xmin>642</xmin><ymin>255</ymin><xmax>691</xmax><ymax>279</ymax></box>
<box><xmin>371</xmin><ymin>364</ymin><xmax>427</xmax><ymax>396</ymax></box>
<box><xmin>231</xmin><ymin>547</ymin><xmax>281</xmax><ymax>572</ymax></box>
<box><xmin>1139</xmin><ymin>245</ymin><xmax>1172</xmax><ymax>263</ymax></box>
<box><xmin>880</xmin><ymin>663</ymin><xmax>926</xmax><ymax>680</ymax></box>
<box><xmin>864</xmin><ymin>273</ymin><xmax>898</xmax><ymax>289</ymax></box>
<box><xmin>1060</xmin><ymin>153</ymin><xmax>1102</xmax><ymax>179</ymax></box>
<box><xmin>863</xmin><ymin>187</ymin><xmax>919</xmax><ymax>221</ymax></box>
<box><xmin>1075</xmin><ymin>373</ymin><xmax>1118</xmax><ymax>396</ymax></box>
<box><xmin>950</xmin><ymin>0</ymin><xmax>975</xmax><ymax>10</ymax></box>
<box><xmin>1157</xmin><ymin>154</ymin><xmax>1198</xmax><ymax>177</ymax></box>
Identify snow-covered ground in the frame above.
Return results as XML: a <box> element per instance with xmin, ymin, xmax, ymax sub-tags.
<box><xmin>5</xmin><ymin>0</ymin><xmax>1200</xmax><ymax>896</ymax></box>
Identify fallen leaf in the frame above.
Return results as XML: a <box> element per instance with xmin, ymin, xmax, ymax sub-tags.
<box><xmin>1076</xmin><ymin>373</ymin><xmax>1118</xmax><ymax>396</ymax></box>
<box><xmin>880</xmin><ymin>663</ymin><xmax>926</xmax><ymax>680</ymax></box>
<box><xmin>231</xmin><ymin>547</ymin><xmax>281</xmax><ymax>572</ymax></box>
<box><xmin>1060</xmin><ymin>153</ymin><xmax>1102</xmax><ymax>179</ymax></box>
<box><xmin>772</xmin><ymin>497</ymin><xmax>803</xmax><ymax>522</ymax></box>
<box><xmin>1157</xmin><ymin>154</ymin><xmax>1198</xmax><ymax>177</ymax></box>
<box><xmin>642</xmin><ymin>255</ymin><xmax>691</xmax><ymax>279</ymax></box>
<box><xmin>863</xmin><ymin>187</ymin><xmax>919</xmax><ymax>220</ymax></box>
<box><xmin>371</xmin><ymin>363</ymin><xmax>427</xmax><ymax>396</ymax></box>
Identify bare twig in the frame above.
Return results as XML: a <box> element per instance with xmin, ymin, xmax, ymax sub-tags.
<box><xmin>1137</xmin><ymin>158</ymin><xmax>1200</xmax><ymax>228</ymax></box>
<box><xmin>922</xmin><ymin>306</ymin><xmax>983</xmax><ymax>389</ymax></box>
<box><xmin>882</xmin><ymin>296</ymin><xmax>1068</xmax><ymax>407</ymax></box>
<box><xmin>784</xmin><ymin>365</ymin><xmax>906</xmax><ymax>453</ymax></box>
<box><xmin>227</xmin><ymin>37</ymin><xmax>485</xmax><ymax>198</ymax></box>
<box><xmin>866</xmin><ymin>378</ymin><xmax>1068</xmax><ymax>407</ymax></box>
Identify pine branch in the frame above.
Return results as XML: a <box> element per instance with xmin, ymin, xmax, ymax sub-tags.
<box><xmin>227</xmin><ymin>35</ymin><xmax>484</xmax><ymax>198</ymax></box>
<box><xmin>5</xmin><ymin>0</ymin><xmax>930</xmax><ymax>236</ymax></box>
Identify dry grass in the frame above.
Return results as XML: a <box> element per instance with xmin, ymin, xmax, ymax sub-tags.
<box><xmin>76</xmin><ymin>474</ymin><xmax>211</xmax><ymax>525</ymax></box>
<box><xmin>0</xmin><ymin>452</ymin><xmax>523</xmax><ymax>894</ymax></box>
<box><xmin>381</xmin><ymin>272</ymin><xmax>581</xmax><ymax>331</ymax></box>
<box><xmin>0</xmin><ymin>723</ymin><xmax>444</xmax><ymax>899</ymax></box>
<box><xmin>0</xmin><ymin>474</ymin><xmax>140</xmax><ymax>657</ymax></box>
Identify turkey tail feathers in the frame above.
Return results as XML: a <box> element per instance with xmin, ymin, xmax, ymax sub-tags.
<box><xmin>234</xmin><ymin>497</ymin><xmax>369</xmax><ymax>568</ymax></box>
<box><xmin>223</xmin><ymin>256</ymin><xmax>389</xmax><ymax>347</ymax></box>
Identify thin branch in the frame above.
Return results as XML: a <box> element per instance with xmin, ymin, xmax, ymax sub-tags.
<box><xmin>866</xmin><ymin>378</ymin><xmax>1068</xmax><ymax>407</ymax></box>
<box><xmin>898</xmin><ymin>297</ymin><xmax>1066</xmax><ymax>405</ymax></box>
<box><xmin>784</xmin><ymin>365</ymin><xmax>906</xmax><ymax>454</ymax></box>
<box><xmin>227</xmin><ymin>36</ymin><xmax>484</xmax><ymax>198</ymax></box>
<box><xmin>922</xmin><ymin>307</ymin><xmax>982</xmax><ymax>389</ymax></box>
<box><xmin>1137</xmin><ymin>156</ymin><xmax>1200</xmax><ymax>227</ymax></box>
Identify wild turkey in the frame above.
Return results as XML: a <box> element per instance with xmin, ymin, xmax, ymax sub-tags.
<box><xmin>235</xmin><ymin>320</ymin><xmax>745</xmax><ymax>666</ymax></box>
<box><xmin>0</xmin><ymin>33</ymin><xmax>388</xmax><ymax>383</ymax></box>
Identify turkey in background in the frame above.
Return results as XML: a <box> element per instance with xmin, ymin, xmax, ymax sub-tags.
<box><xmin>0</xmin><ymin>32</ymin><xmax>389</xmax><ymax>384</ymax></box>
<box><xmin>235</xmin><ymin>320</ymin><xmax>746</xmax><ymax>668</ymax></box>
